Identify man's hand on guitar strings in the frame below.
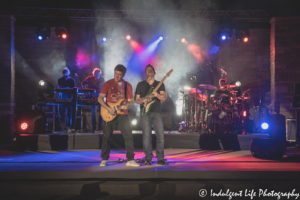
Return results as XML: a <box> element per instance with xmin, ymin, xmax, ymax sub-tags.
<box><xmin>108</xmin><ymin>108</ymin><xmax>116</xmax><ymax>115</ymax></box>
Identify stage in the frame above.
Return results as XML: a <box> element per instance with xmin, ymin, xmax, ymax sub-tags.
<box><xmin>15</xmin><ymin>131</ymin><xmax>270</xmax><ymax>151</ymax></box>
<box><xmin>1</xmin><ymin>146</ymin><xmax>300</xmax><ymax>199</ymax></box>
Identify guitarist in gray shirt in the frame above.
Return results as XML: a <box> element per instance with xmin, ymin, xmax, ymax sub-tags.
<box><xmin>135</xmin><ymin>64</ymin><xmax>169</xmax><ymax>166</ymax></box>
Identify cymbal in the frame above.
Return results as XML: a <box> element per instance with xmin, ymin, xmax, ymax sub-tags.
<box><xmin>237</xmin><ymin>96</ymin><xmax>250</xmax><ymax>100</ymax></box>
<box><xmin>198</xmin><ymin>84</ymin><xmax>217</xmax><ymax>90</ymax></box>
<box><xmin>189</xmin><ymin>88</ymin><xmax>202</xmax><ymax>94</ymax></box>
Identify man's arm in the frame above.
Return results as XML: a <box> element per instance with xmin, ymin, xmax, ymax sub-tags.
<box><xmin>152</xmin><ymin>91</ymin><xmax>166</xmax><ymax>101</ymax></box>
<box><xmin>98</xmin><ymin>93</ymin><xmax>116</xmax><ymax>115</ymax></box>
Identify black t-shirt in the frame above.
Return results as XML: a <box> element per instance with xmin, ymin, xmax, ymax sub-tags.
<box><xmin>58</xmin><ymin>77</ymin><xmax>75</xmax><ymax>88</ymax></box>
<box><xmin>135</xmin><ymin>80</ymin><xmax>165</xmax><ymax>113</ymax></box>
<box><xmin>214</xmin><ymin>88</ymin><xmax>232</xmax><ymax>99</ymax></box>
<box><xmin>57</xmin><ymin>77</ymin><xmax>75</xmax><ymax>99</ymax></box>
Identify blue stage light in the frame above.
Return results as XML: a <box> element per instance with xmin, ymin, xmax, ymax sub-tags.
<box><xmin>221</xmin><ymin>35</ymin><xmax>226</xmax><ymax>40</ymax></box>
<box><xmin>103</xmin><ymin>37</ymin><xmax>107</xmax><ymax>42</ymax></box>
<box><xmin>159</xmin><ymin>36</ymin><xmax>164</xmax><ymax>41</ymax></box>
<box><xmin>261</xmin><ymin>122</ymin><xmax>269</xmax><ymax>130</ymax></box>
<box><xmin>38</xmin><ymin>36</ymin><xmax>43</xmax><ymax>40</ymax></box>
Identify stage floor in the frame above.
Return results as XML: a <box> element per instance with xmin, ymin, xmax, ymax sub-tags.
<box><xmin>1</xmin><ymin>148</ymin><xmax>300</xmax><ymax>199</ymax></box>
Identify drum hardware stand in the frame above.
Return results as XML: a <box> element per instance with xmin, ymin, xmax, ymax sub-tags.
<box><xmin>191</xmin><ymin>62</ymin><xmax>213</xmax><ymax>133</ymax></box>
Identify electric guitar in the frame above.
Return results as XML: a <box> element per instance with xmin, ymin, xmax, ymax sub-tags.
<box><xmin>101</xmin><ymin>69</ymin><xmax>173</xmax><ymax>121</ymax></box>
<box><xmin>141</xmin><ymin>69</ymin><xmax>173</xmax><ymax>115</ymax></box>
<box><xmin>101</xmin><ymin>95</ymin><xmax>155</xmax><ymax>122</ymax></box>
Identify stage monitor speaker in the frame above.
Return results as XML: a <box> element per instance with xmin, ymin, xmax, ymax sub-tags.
<box><xmin>286</xmin><ymin>118</ymin><xmax>296</xmax><ymax>142</ymax></box>
<box><xmin>251</xmin><ymin>138</ymin><xmax>286</xmax><ymax>160</ymax></box>
<box><xmin>199</xmin><ymin>134</ymin><xmax>221</xmax><ymax>150</ymax></box>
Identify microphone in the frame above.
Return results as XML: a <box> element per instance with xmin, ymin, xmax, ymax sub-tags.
<box><xmin>211</xmin><ymin>61</ymin><xmax>213</xmax><ymax>72</ymax></box>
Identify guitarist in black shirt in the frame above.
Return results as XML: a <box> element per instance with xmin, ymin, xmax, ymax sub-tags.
<box><xmin>135</xmin><ymin>64</ymin><xmax>169</xmax><ymax>166</ymax></box>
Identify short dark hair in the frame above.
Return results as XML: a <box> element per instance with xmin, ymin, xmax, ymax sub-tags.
<box><xmin>114</xmin><ymin>64</ymin><xmax>127</xmax><ymax>76</ymax></box>
<box><xmin>219</xmin><ymin>79</ymin><xmax>226</xmax><ymax>84</ymax></box>
<box><xmin>145</xmin><ymin>64</ymin><xmax>155</xmax><ymax>73</ymax></box>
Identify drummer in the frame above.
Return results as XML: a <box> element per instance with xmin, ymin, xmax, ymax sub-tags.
<box><xmin>214</xmin><ymin>79</ymin><xmax>233</xmax><ymax>100</ymax></box>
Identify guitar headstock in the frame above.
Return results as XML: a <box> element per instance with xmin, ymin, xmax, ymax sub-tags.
<box><xmin>166</xmin><ymin>69</ymin><xmax>173</xmax><ymax>77</ymax></box>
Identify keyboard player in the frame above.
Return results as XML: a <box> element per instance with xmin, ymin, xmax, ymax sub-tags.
<box><xmin>82</xmin><ymin>68</ymin><xmax>105</xmax><ymax>132</ymax></box>
<box><xmin>57</xmin><ymin>67</ymin><xmax>75</xmax><ymax>132</ymax></box>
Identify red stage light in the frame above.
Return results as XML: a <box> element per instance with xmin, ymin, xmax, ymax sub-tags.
<box><xmin>243</xmin><ymin>111</ymin><xmax>247</xmax><ymax>117</ymax></box>
<box><xmin>126</xmin><ymin>35</ymin><xmax>131</xmax><ymax>40</ymax></box>
<box><xmin>243</xmin><ymin>37</ymin><xmax>248</xmax><ymax>42</ymax></box>
<box><xmin>62</xmin><ymin>34</ymin><xmax>67</xmax><ymax>39</ymax></box>
<box><xmin>20</xmin><ymin>122</ymin><xmax>28</xmax><ymax>130</ymax></box>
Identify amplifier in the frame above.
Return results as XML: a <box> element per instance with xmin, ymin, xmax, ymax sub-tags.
<box><xmin>286</xmin><ymin>118</ymin><xmax>296</xmax><ymax>142</ymax></box>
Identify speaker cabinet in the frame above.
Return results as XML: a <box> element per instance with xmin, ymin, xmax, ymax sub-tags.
<box><xmin>251</xmin><ymin>138</ymin><xmax>286</xmax><ymax>160</ymax></box>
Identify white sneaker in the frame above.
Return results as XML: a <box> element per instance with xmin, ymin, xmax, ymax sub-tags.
<box><xmin>100</xmin><ymin>160</ymin><xmax>108</xmax><ymax>167</ymax></box>
<box><xmin>126</xmin><ymin>160</ymin><xmax>140</xmax><ymax>167</ymax></box>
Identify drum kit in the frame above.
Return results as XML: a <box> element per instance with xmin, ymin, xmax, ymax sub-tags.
<box><xmin>179</xmin><ymin>83</ymin><xmax>251</xmax><ymax>134</ymax></box>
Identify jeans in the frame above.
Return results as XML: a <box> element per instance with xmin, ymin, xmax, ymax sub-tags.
<box><xmin>90</xmin><ymin>105</ymin><xmax>103</xmax><ymax>130</ymax></box>
<box><xmin>58</xmin><ymin>105</ymin><xmax>72</xmax><ymax>130</ymax></box>
<box><xmin>140</xmin><ymin>112</ymin><xmax>165</xmax><ymax>161</ymax></box>
<box><xmin>101</xmin><ymin>115</ymin><xmax>135</xmax><ymax>161</ymax></box>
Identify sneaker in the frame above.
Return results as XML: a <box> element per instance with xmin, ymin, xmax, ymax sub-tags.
<box><xmin>144</xmin><ymin>160</ymin><xmax>152</xmax><ymax>166</ymax></box>
<box><xmin>126</xmin><ymin>160</ymin><xmax>140</xmax><ymax>167</ymax></box>
<box><xmin>157</xmin><ymin>160</ymin><xmax>169</xmax><ymax>166</ymax></box>
<box><xmin>100</xmin><ymin>160</ymin><xmax>108</xmax><ymax>167</ymax></box>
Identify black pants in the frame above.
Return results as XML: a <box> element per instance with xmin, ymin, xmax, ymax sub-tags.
<box><xmin>58</xmin><ymin>105</ymin><xmax>72</xmax><ymax>130</ymax></box>
<box><xmin>101</xmin><ymin>115</ymin><xmax>134</xmax><ymax>161</ymax></box>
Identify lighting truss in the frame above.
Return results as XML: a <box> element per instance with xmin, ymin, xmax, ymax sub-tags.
<box><xmin>6</xmin><ymin>7</ymin><xmax>294</xmax><ymax>22</ymax></box>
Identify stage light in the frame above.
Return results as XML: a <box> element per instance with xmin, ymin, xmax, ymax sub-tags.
<box><xmin>126</xmin><ymin>35</ymin><xmax>131</xmax><ymax>40</ymax></box>
<box><xmin>261</xmin><ymin>122</ymin><xmax>269</xmax><ymax>130</ymax></box>
<box><xmin>55</xmin><ymin>26</ymin><xmax>68</xmax><ymax>39</ymax></box>
<box><xmin>131</xmin><ymin>119</ymin><xmax>137</xmax><ymax>125</ymax></box>
<box><xmin>62</xmin><ymin>33</ymin><xmax>67</xmax><ymax>39</ymax></box>
<box><xmin>181</xmin><ymin>38</ymin><xmax>186</xmax><ymax>43</ymax></box>
<box><xmin>236</xmin><ymin>27</ymin><xmax>250</xmax><ymax>42</ymax></box>
<box><xmin>36</xmin><ymin>23</ymin><xmax>51</xmax><ymax>40</ymax></box>
<box><xmin>103</xmin><ymin>37</ymin><xmax>107</xmax><ymax>42</ymax></box>
<box><xmin>20</xmin><ymin>122</ymin><xmax>28</xmax><ymax>130</ymax></box>
<box><xmin>218</xmin><ymin>24</ymin><xmax>233</xmax><ymax>41</ymax></box>
<box><xmin>235</xmin><ymin>81</ymin><xmax>241</xmax><ymax>87</ymax></box>
<box><xmin>159</xmin><ymin>36</ymin><xmax>164</xmax><ymax>41</ymax></box>
<box><xmin>39</xmin><ymin>80</ymin><xmax>45</xmax><ymax>86</ymax></box>
<box><xmin>184</xmin><ymin>86</ymin><xmax>191</xmax><ymax>90</ymax></box>
<box><xmin>38</xmin><ymin>80</ymin><xmax>54</xmax><ymax>101</ymax></box>
<box><xmin>243</xmin><ymin>110</ymin><xmax>247</xmax><ymax>117</ymax></box>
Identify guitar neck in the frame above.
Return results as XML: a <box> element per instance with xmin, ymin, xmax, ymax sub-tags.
<box><xmin>120</xmin><ymin>94</ymin><xmax>153</xmax><ymax>108</ymax></box>
<box><xmin>152</xmin><ymin>76</ymin><xmax>167</xmax><ymax>93</ymax></box>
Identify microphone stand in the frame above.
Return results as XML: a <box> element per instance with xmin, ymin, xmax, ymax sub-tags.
<box><xmin>75</xmin><ymin>73</ymin><xmax>84</xmax><ymax>133</ymax></box>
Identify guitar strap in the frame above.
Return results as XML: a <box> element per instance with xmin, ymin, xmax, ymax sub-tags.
<box><xmin>124</xmin><ymin>81</ymin><xmax>127</xmax><ymax>100</ymax></box>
